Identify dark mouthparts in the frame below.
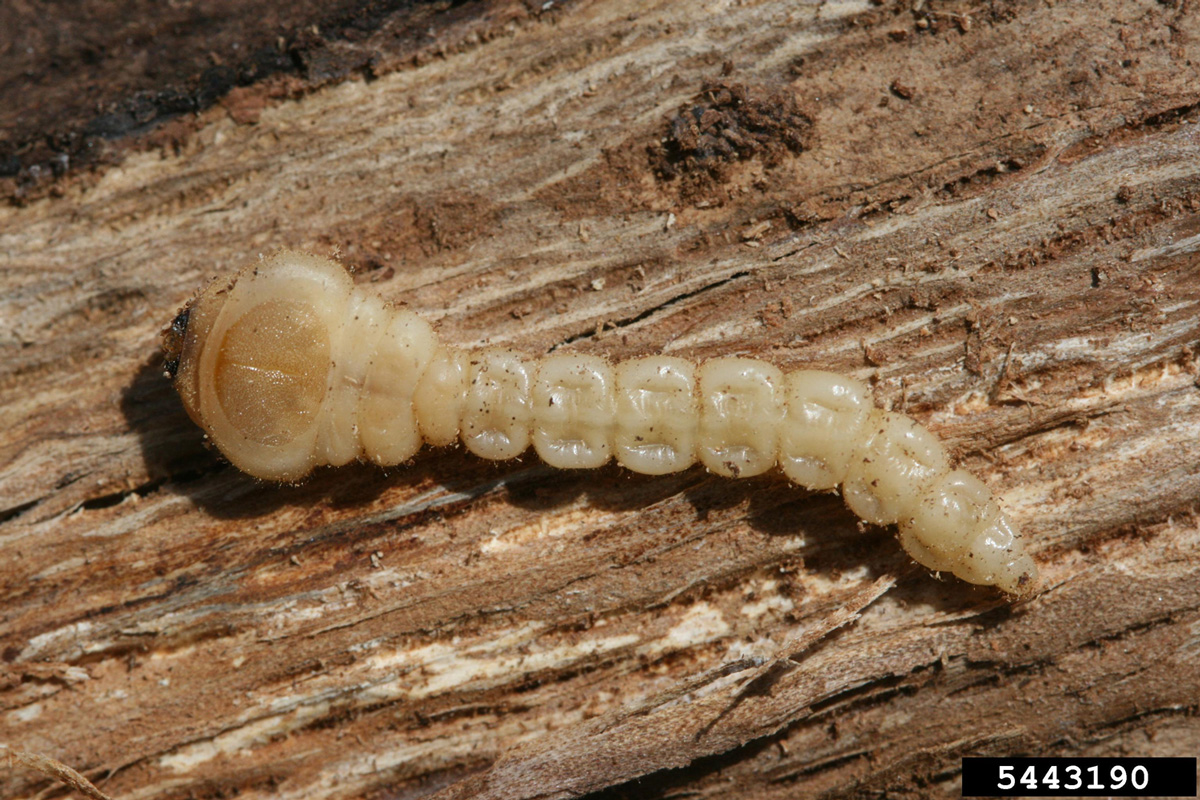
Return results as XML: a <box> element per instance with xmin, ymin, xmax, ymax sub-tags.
<box><xmin>162</xmin><ymin>306</ymin><xmax>191</xmax><ymax>379</ymax></box>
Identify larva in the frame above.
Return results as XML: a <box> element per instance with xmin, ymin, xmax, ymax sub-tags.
<box><xmin>164</xmin><ymin>251</ymin><xmax>1037</xmax><ymax>595</ymax></box>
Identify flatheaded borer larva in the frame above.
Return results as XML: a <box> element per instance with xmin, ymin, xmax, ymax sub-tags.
<box><xmin>165</xmin><ymin>251</ymin><xmax>1037</xmax><ymax>595</ymax></box>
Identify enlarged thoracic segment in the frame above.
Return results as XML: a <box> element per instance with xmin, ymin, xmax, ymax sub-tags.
<box><xmin>169</xmin><ymin>251</ymin><xmax>1037</xmax><ymax>595</ymax></box>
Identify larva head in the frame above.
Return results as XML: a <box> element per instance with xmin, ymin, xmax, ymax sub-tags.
<box><xmin>167</xmin><ymin>251</ymin><xmax>355</xmax><ymax>480</ymax></box>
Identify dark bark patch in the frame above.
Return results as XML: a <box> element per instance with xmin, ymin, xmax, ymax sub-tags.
<box><xmin>648</xmin><ymin>80</ymin><xmax>814</xmax><ymax>203</ymax></box>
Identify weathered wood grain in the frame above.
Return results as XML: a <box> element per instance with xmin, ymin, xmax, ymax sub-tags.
<box><xmin>2</xmin><ymin>1</ymin><xmax>1199</xmax><ymax>798</ymax></box>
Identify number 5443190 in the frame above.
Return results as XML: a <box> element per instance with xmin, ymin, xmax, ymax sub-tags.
<box><xmin>997</xmin><ymin>762</ymin><xmax>1149</xmax><ymax>792</ymax></box>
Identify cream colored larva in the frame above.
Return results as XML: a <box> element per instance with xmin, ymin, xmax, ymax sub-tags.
<box><xmin>165</xmin><ymin>251</ymin><xmax>1037</xmax><ymax>595</ymax></box>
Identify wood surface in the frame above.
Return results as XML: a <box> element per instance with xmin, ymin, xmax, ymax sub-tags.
<box><xmin>2</xmin><ymin>1</ymin><xmax>1200</xmax><ymax>798</ymax></box>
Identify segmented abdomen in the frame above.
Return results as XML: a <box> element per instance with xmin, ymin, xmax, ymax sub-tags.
<box><xmin>167</xmin><ymin>251</ymin><xmax>1037</xmax><ymax>595</ymax></box>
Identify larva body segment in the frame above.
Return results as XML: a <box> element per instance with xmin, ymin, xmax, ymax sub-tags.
<box><xmin>532</xmin><ymin>354</ymin><xmax>616</xmax><ymax>469</ymax></box>
<box><xmin>778</xmin><ymin>370</ymin><xmax>873</xmax><ymax>490</ymax></box>
<box><xmin>843</xmin><ymin>411</ymin><xmax>950</xmax><ymax>527</ymax></box>
<box><xmin>358</xmin><ymin>308</ymin><xmax>439</xmax><ymax>466</ymax></box>
<box><xmin>463</xmin><ymin>349</ymin><xmax>534</xmax><ymax>461</ymax></box>
<box><xmin>697</xmin><ymin>358</ymin><xmax>784</xmax><ymax>478</ymax></box>
<box><xmin>166</xmin><ymin>251</ymin><xmax>1037</xmax><ymax>595</ymax></box>
<box><xmin>613</xmin><ymin>357</ymin><xmax>698</xmax><ymax>475</ymax></box>
<box><xmin>412</xmin><ymin>347</ymin><xmax>470</xmax><ymax>447</ymax></box>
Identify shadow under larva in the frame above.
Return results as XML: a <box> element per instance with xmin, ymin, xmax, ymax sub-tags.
<box><xmin>164</xmin><ymin>250</ymin><xmax>1038</xmax><ymax>596</ymax></box>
